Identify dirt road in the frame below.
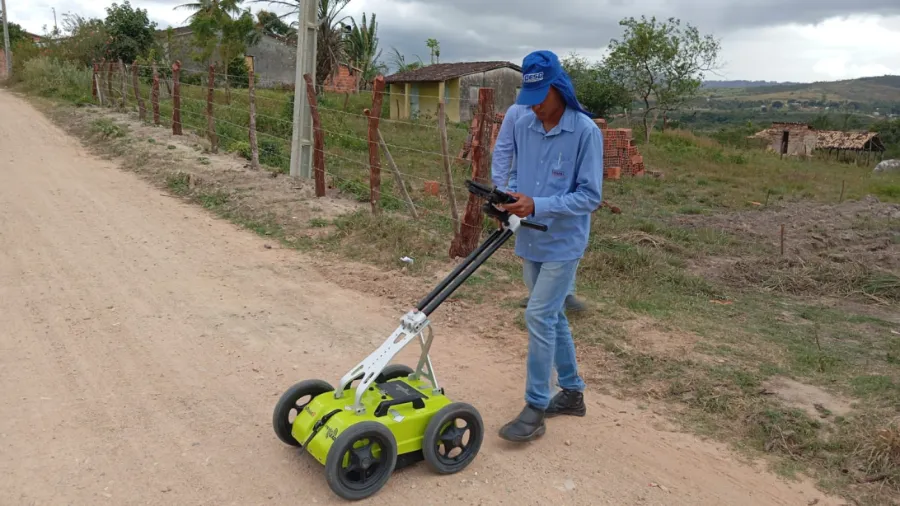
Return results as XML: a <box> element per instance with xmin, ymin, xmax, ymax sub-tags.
<box><xmin>0</xmin><ymin>89</ymin><xmax>841</xmax><ymax>506</ymax></box>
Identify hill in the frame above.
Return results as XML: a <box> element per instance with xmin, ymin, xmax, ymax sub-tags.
<box><xmin>701</xmin><ymin>75</ymin><xmax>900</xmax><ymax>108</ymax></box>
<box><xmin>702</xmin><ymin>80</ymin><xmax>799</xmax><ymax>89</ymax></box>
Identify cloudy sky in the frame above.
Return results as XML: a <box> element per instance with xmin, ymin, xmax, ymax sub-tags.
<box><xmin>9</xmin><ymin>0</ymin><xmax>900</xmax><ymax>82</ymax></box>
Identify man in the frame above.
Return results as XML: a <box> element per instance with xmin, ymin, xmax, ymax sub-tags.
<box><xmin>493</xmin><ymin>104</ymin><xmax>588</xmax><ymax>313</ymax></box>
<box><xmin>496</xmin><ymin>50</ymin><xmax>604</xmax><ymax>443</ymax></box>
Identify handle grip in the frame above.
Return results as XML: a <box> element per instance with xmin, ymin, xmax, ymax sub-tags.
<box><xmin>520</xmin><ymin>220</ymin><xmax>548</xmax><ymax>232</ymax></box>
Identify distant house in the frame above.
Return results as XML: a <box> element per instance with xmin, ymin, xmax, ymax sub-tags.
<box><xmin>749</xmin><ymin>121</ymin><xmax>886</xmax><ymax>163</ymax></box>
<box><xmin>25</xmin><ymin>32</ymin><xmax>44</xmax><ymax>44</ymax></box>
<box><xmin>324</xmin><ymin>63</ymin><xmax>361</xmax><ymax>93</ymax></box>
<box><xmin>1</xmin><ymin>32</ymin><xmax>48</xmax><ymax>80</ymax></box>
<box><xmin>384</xmin><ymin>61</ymin><xmax>522</xmax><ymax>123</ymax></box>
<box><xmin>815</xmin><ymin>130</ymin><xmax>886</xmax><ymax>164</ymax></box>
<box><xmin>750</xmin><ymin>122</ymin><xmax>818</xmax><ymax>157</ymax></box>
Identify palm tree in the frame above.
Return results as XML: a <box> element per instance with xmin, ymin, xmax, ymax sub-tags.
<box><xmin>346</xmin><ymin>12</ymin><xmax>381</xmax><ymax>89</ymax></box>
<box><xmin>250</xmin><ymin>0</ymin><xmax>351</xmax><ymax>90</ymax></box>
<box><xmin>426</xmin><ymin>38</ymin><xmax>440</xmax><ymax>64</ymax></box>
<box><xmin>388</xmin><ymin>47</ymin><xmax>423</xmax><ymax>74</ymax></box>
<box><xmin>174</xmin><ymin>0</ymin><xmax>243</xmax><ymax>24</ymax></box>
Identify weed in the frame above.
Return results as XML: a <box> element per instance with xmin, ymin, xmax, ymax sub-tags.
<box><xmin>90</xmin><ymin>118</ymin><xmax>126</xmax><ymax>139</ymax></box>
<box><xmin>199</xmin><ymin>190</ymin><xmax>229</xmax><ymax>209</ymax></box>
<box><xmin>165</xmin><ymin>172</ymin><xmax>190</xmax><ymax>194</ymax></box>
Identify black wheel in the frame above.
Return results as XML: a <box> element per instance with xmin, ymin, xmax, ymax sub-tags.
<box><xmin>325</xmin><ymin>421</ymin><xmax>398</xmax><ymax>501</ymax></box>
<box><xmin>422</xmin><ymin>402</ymin><xmax>484</xmax><ymax>475</ymax></box>
<box><xmin>272</xmin><ymin>379</ymin><xmax>334</xmax><ymax>446</ymax></box>
<box><xmin>376</xmin><ymin>364</ymin><xmax>414</xmax><ymax>383</ymax></box>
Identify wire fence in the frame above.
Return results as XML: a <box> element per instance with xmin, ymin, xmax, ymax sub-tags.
<box><xmin>90</xmin><ymin>59</ymin><xmax>513</xmax><ymax>254</ymax></box>
<box><xmin>89</xmin><ymin>58</ymin><xmax>649</xmax><ymax>257</ymax></box>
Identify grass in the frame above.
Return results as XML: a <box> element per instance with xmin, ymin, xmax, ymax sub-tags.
<box><xmin>14</xmin><ymin>56</ymin><xmax>900</xmax><ymax>505</ymax></box>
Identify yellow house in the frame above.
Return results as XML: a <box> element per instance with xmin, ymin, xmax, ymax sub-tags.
<box><xmin>384</xmin><ymin>61</ymin><xmax>523</xmax><ymax>124</ymax></box>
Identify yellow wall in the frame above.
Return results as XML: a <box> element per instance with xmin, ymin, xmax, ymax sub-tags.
<box><xmin>387</xmin><ymin>78</ymin><xmax>462</xmax><ymax>123</ymax></box>
<box><xmin>388</xmin><ymin>83</ymin><xmax>406</xmax><ymax>120</ymax></box>
<box><xmin>446</xmin><ymin>78</ymin><xmax>461</xmax><ymax>123</ymax></box>
<box><xmin>416</xmin><ymin>81</ymin><xmax>441</xmax><ymax>120</ymax></box>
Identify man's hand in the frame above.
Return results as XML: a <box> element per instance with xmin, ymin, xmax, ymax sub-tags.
<box><xmin>501</xmin><ymin>192</ymin><xmax>535</xmax><ymax>217</ymax></box>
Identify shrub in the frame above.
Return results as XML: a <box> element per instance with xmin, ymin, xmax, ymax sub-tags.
<box><xmin>21</xmin><ymin>57</ymin><xmax>93</xmax><ymax>103</ymax></box>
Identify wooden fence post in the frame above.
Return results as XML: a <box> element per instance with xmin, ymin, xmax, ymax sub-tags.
<box><xmin>171</xmin><ymin>61</ymin><xmax>183</xmax><ymax>135</ymax></box>
<box><xmin>91</xmin><ymin>61</ymin><xmax>98</xmax><ymax>101</ymax></box>
<box><xmin>98</xmin><ymin>59</ymin><xmax>107</xmax><ymax>105</ymax></box>
<box><xmin>206</xmin><ymin>64</ymin><xmax>217</xmax><ymax>153</ymax></box>
<box><xmin>248</xmin><ymin>67</ymin><xmax>260</xmax><ymax>169</ymax></box>
<box><xmin>438</xmin><ymin>101</ymin><xmax>460</xmax><ymax>233</ymax></box>
<box><xmin>151</xmin><ymin>63</ymin><xmax>160</xmax><ymax>126</ymax></box>
<box><xmin>131</xmin><ymin>62</ymin><xmax>146</xmax><ymax>121</ymax></box>
<box><xmin>303</xmin><ymin>73</ymin><xmax>326</xmax><ymax>197</ymax></box>
<box><xmin>118</xmin><ymin>59</ymin><xmax>127</xmax><ymax>109</ymax></box>
<box><xmin>106</xmin><ymin>60</ymin><xmax>113</xmax><ymax>106</ymax></box>
<box><xmin>449</xmin><ymin>87</ymin><xmax>494</xmax><ymax>259</ymax></box>
<box><xmin>367</xmin><ymin>75</ymin><xmax>386</xmax><ymax>214</ymax></box>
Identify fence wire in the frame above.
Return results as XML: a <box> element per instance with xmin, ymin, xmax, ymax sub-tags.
<box><xmin>92</xmin><ymin>61</ymin><xmax>500</xmax><ymax>233</ymax></box>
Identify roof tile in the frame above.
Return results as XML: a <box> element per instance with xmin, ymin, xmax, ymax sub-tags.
<box><xmin>384</xmin><ymin>61</ymin><xmax>521</xmax><ymax>83</ymax></box>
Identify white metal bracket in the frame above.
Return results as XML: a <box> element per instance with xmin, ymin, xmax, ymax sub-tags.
<box><xmin>334</xmin><ymin>310</ymin><xmax>438</xmax><ymax>414</ymax></box>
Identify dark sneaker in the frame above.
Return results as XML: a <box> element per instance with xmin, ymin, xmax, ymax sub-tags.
<box><xmin>519</xmin><ymin>297</ymin><xmax>529</xmax><ymax>308</ymax></box>
<box><xmin>498</xmin><ymin>404</ymin><xmax>546</xmax><ymax>442</ymax></box>
<box><xmin>565</xmin><ymin>295</ymin><xmax>587</xmax><ymax>313</ymax></box>
<box><xmin>545</xmin><ymin>389</ymin><xmax>586</xmax><ymax>418</ymax></box>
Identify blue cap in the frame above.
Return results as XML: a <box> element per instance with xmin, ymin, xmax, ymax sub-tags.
<box><xmin>515</xmin><ymin>50</ymin><xmax>562</xmax><ymax>106</ymax></box>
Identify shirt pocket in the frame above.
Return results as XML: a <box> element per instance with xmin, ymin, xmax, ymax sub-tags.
<box><xmin>547</xmin><ymin>157</ymin><xmax>574</xmax><ymax>192</ymax></box>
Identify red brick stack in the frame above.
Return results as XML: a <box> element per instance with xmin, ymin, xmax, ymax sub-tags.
<box><xmin>593</xmin><ymin>119</ymin><xmax>646</xmax><ymax>179</ymax></box>
<box><xmin>476</xmin><ymin>115</ymin><xmax>646</xmax><ymax>181</ymax></box>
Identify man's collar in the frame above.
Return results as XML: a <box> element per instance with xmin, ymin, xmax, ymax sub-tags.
<box><xmin>528</xmin><ymin>106</ymin><xmax>577</xmax><ymax>136</ymax></box>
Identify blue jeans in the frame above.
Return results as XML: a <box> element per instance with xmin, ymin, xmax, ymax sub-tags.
<box><xmin>522</xmin><ymin>259</ymin><xmax>586</xmax><ymax>410</ymax></box>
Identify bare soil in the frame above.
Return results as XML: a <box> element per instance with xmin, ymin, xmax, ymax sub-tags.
<box><xmin>677</xmin><ymin>197</ymin><xmax>900</xmax><ymax>272</ymax></box>
<box><xmin>0</xmin><ymin>89</ymin><xmax>847</xmax><ymax>505</ymax></box>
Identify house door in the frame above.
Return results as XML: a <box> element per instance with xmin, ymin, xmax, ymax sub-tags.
<box><xmin>780</xmin><ymin>131</ymin><xmax>790</xmax><ymax>156</ymax></box>
<box><xmin>410</xmin><ymin>83</ymin><xmax>420</xmax><ymax>119</ymax></box>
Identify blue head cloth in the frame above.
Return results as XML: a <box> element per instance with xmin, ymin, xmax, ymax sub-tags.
<box><xmin>515</xmin><ymin>50</ymin><xmax>593</xmax><ymax>118</ymax></box>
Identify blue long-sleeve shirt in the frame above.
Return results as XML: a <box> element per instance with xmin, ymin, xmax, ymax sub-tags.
<box><xmin>491</xmin><ymin>104</ymin><xmax>532</xmax><ymax>190</ymax></box>
<box><xmin>507</xmin><ymin>106</ymin><xmax>604</xmax><ymax>263</ymax></box>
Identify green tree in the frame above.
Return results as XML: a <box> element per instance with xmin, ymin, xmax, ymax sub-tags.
<box><xmin>219</xmin><ymin>9</ymin><xmax>259</xmax><ymax>87</ymax></box>
<box><xmin>313</xmin><ymin>0</ymin><xmax>352</xmax><ymax>90</ymax></box>
<box><xmin>256</xmin><ymin>9</ymin><xmax>292</xmax><ymax>38</ymax></box>
<box><xmin>49</xmin><ymin>13</ymin><xmax>108</xmax><ymax>67</ymax></box>
<box><xmin>175</xmin><ymin>0</ymin><xmax>243</xmax><ymax>23</ymax></box>
<box><xmin>178</xmin><ymin>0</ymin><xmax>260</xmax><ymax>100</ymax></box>
<box><xmin>561</xmin><ymin>52</ymin><xmax>631</xmax><ymax>118</ymax></box>
<box><xmin>605</xmin><ymin>15</ymin><xmax>721</xmax><ymax>142</ymax></box>
<box><xmin>870</xmin><ymin>118</ymin><xmax>900</xmax><ymax>158</ymax></box>
<box><xmin>0</xmin><ymin>10</ymin><xmax>28</xmax><ymax>49</ymax></box>
<box><xmin>388</xmin><ymin>47</ymin><xmax>423</xmax><ymax>74</ymax></box>
<box><xmin>251</xmin><ymin>0</ymin><xmax>352</xmax><ymax>90</ymax></box>
<box><xmin>346</xmin><ymin>12</ymin><xmax>383</xmax><ymax>88</ymax></box>
<box><xmin>426</xmin><ymin>38</ymin><xmax>440</xmax><ymax>64</ymax></box>
<box><xmin>103</xmin><ymin>1</ymin><xmax>157</xmax><ymax>63</ymax></box>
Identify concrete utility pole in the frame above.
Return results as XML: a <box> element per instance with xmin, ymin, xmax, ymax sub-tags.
<box><xmin>288</xmin><ymin>0</ymin><xmax>318</xmax><ymax>179</ymax></box>
<box><xmin>2</xmin><ymin>0</ymin><xmax>12</xmax><ymax>79</ymax></box>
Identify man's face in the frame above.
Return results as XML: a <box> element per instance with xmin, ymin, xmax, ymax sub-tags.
<box><xmin>531</xmin><ymin>86</ymin><xmax>563</xmax><ymax>122</ymax></box>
